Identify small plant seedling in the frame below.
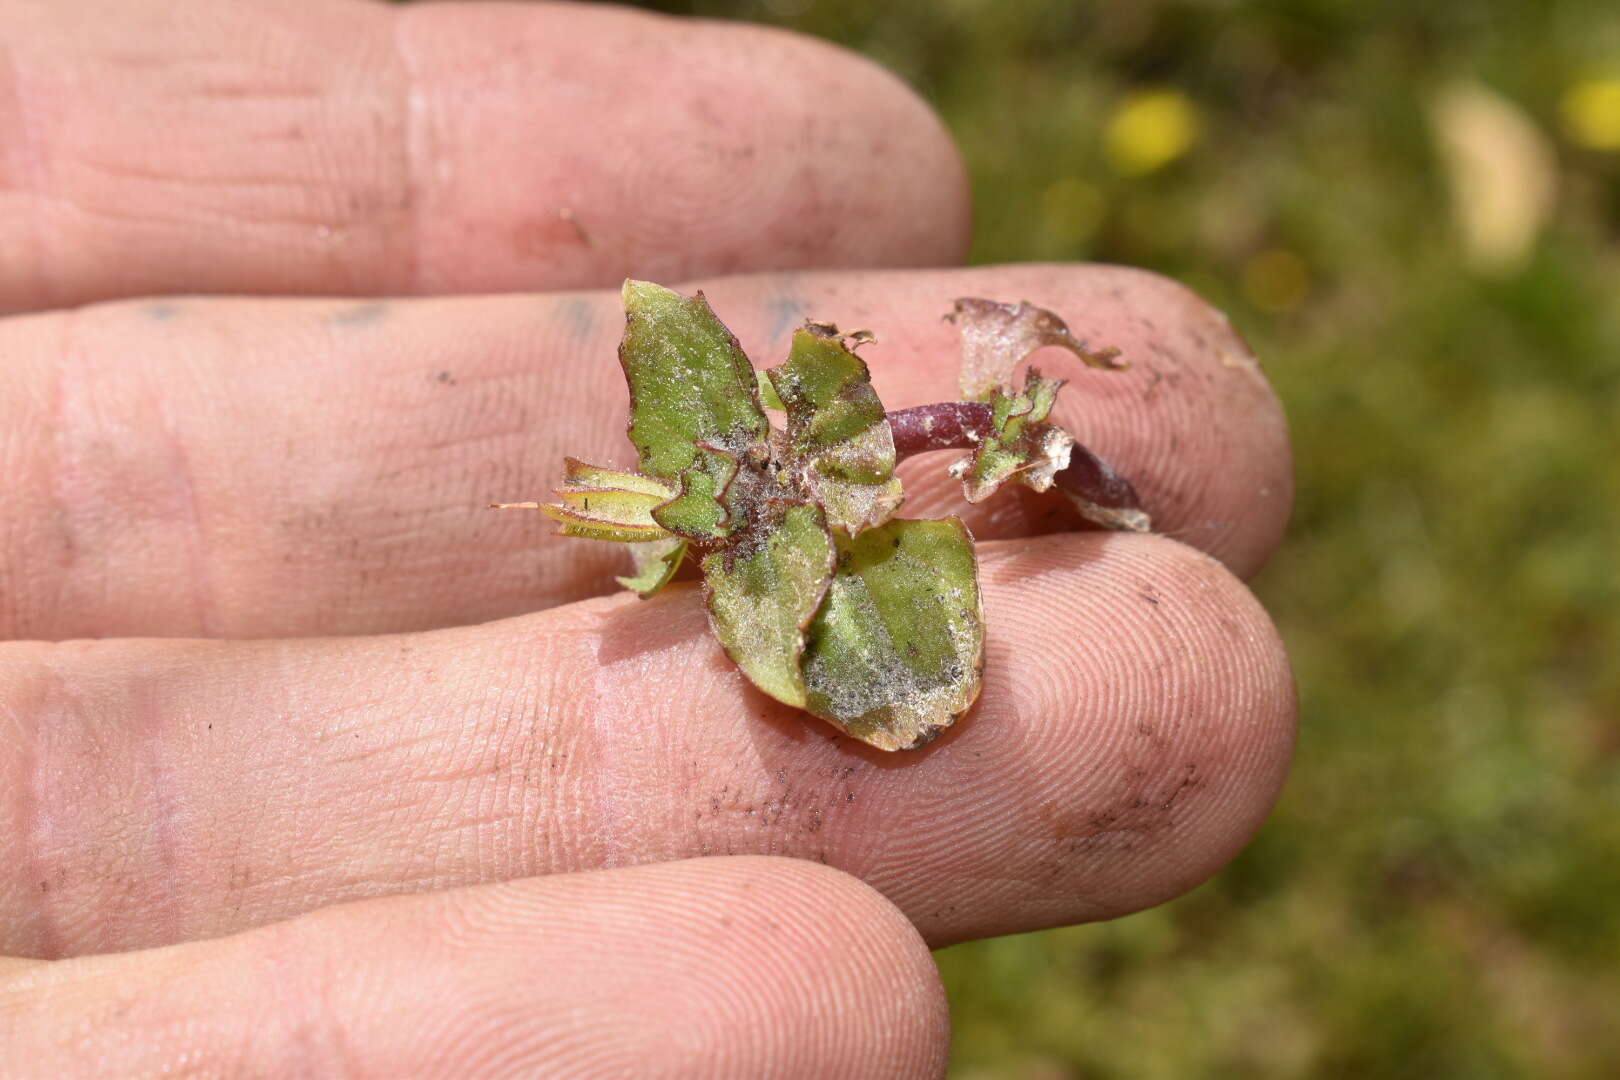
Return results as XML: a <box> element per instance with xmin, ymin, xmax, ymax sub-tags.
<box><xmin>495</xmin><ymin>282</ymin><xmax>1149</xmax><ymax>751</ymax></box>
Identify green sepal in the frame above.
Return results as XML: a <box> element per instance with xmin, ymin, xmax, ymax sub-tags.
<box><xmin>801</xmin><ymin>518</ymin><xmax>984</xmax><ymax>751</ymax></box>
<box><xmin>616</xmin><ymin>537</ymin><xmax>689</xmax><ymax>598</ymax></box>
<box><xmin>537</xmin><ymin>502</ymin><xmax>675</xmax><ymax>543</ymax></box>
<box><xmin>701</xmin><ymin>502</ymin><xmax>837</xmax><ymax>707</ymax></box>
<box><xmin>555</xmin><ymin>487</ymin><xmax>667</xmax><ymax>521</ymax></box>
<box><xmin>620</xmin><ymin>280</ymin><xmax>770</xmax><ymax>481</ymax></box>
<box><xmin>516</xmin><ymin>460</ymin><xmax>679</xmax><ymax>543</ymax></box>
<box><xmin>951</xmin><ymin>369</ymin><xmax>1076</xmax><ymax>503</ymax></box>
<box><xmin>755</xmin><ymin>369</ymin><xmax>786</xmax><ymax>411</ymax></box>
<box><xmin>562</xmin><ymin>457</ymin><xmax>677</xmax><ymax>497</ymax></box>
<box><xmin>765</xmin><ymin>325</ymin><xmax>903</xmax><ymax>534</ymax></box>
<box><xmin>651</xmin><ymin>444</ymin><xmax>742</xmax><ymax>540</ymax></box>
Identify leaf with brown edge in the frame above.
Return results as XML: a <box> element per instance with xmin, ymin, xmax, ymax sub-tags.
<box><xmin>620</xmin><ymin>280</ymin><xmax>770</xmax><ymax>481</ymax></box>
<box><xmin>801</xmin><ymin>517</ymin><xmax>983</xmax><ymax>751</ymax></box>
<box><xmin>702</xmin><ymin>502</ymin><xmax>836</xmax><ymax>708</ymax></box>
<box><xmin>950</xmin><ymin>297</ymin><xmax>1124</xmax><ymax>402</ymax></box>
<box><xmin>765</xmin><ymin>324</ymin><xmax>903</xmax><ymax>534</ymax></box>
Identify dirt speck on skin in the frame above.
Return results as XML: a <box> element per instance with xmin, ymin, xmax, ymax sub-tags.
<box><xmin>1037</xmin><ymin>763</ymin><xmax>1206</xmax><ymax>867</ymax></box>
<box><xmin>330</xmin><ymin>301</ymin><xmax>388</xmax><ymax>327</ymax></box>
<box><xmin>689</xmin><ymin>758</ymin><xmax>874</xmax><ymax>862</ymax></box>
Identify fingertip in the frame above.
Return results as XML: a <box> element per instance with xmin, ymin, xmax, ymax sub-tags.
<box><xmin>363</xmin><ymin>856</ymin><xmax>952</xmax><ymax>1079</ymax></box>
<box><xmin>945</xmin><ymin>531</ymin><xmax>1296</xmax><ymax>930</ymax></box>
<box><xmin>1061</xmin><ymin>265</ymin><xmax>1295</xmax><ymax>578</ymax></box>
<box><xmin>698</xmin><ymin>263</ymin><xmax>1292</xmax><ymax>579</ymax></box>
<box><xmin>1</xmin><ymin>0</ymin><xmax>971</xmax><ymax>310</ymax></box>
<box><xmin>0</xmin><ymin>857</ymin><xmax>951</xmax><ymax>1079</ymax></box>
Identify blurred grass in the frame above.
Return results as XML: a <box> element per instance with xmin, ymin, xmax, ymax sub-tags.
<box><xmin>635</xmin><ymin>1</ymin><xmax>1620</xmax><ymax>1075</ymax></box>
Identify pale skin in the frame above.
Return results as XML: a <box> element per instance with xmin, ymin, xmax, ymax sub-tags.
<box><xmin>0</xmin><ymin>1</ymin><xmax>1297</xmax><ymax>1075</ymax></box>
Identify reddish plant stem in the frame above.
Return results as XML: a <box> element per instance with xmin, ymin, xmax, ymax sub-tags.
<box><xmin>886</xmin><ymin>401</ymin><xmax>992</xmax><ymax>456</ymax></box>
<box><xmin>886</xmin><ymin>401</ymin><xmax>1145</xmax><ymax>514</ymax></box>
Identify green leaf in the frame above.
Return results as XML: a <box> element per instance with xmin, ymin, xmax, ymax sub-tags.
<box><xmin>766</xmin><ymin>326</ymin><xmax>903</xmax><ymax>533</ymax></box>
<box><xmin>620</xmin><ymin>280</ymin><xmax>769</xmax><ymax>481</ymax></box>
<box><xmin>651</xmin><ymin>444</ymin><xmax>742</xmax><ymax>540</ymax></box>
<box><xmin>801</xmin><ymin>518</ymin><xmax>983</xmax><ymax>751</ymax></box>
<box><xmin>616</xmin><ymin>537</ymin><xmax>689</xmax><ymax>598</ymax></box>
<box><xmin>701</xmin><ymin>502</ymin><xmax>836</xmax><ymax>708</ymax></box>
<box><xmin>951</xmin><ymin>369</ymin><xmax>1075</xmax><ymax>503</ymax></box>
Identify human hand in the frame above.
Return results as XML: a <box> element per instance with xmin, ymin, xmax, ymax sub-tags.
<box><xmin>0</xmin><ymin>1</ymin><xmax>1296</xmax><ymax>1074</ymax></box>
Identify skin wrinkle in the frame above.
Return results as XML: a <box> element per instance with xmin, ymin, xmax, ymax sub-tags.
<box><xmin>6</xmin><ymin>661</ymin><xmax>58</xmax><ymax>960</ymax></box>
<box><xmin>151</xmin><ymin>379</ymin><xmax>217</xmax><ymax>637</ymax></box>
<box><xmin>388</xmin><ymin>3</ymin><xmax>426</xmax><ymax>296</ymax></box>
<box><xmin>15</xmin><ymin>655</ymin><xmax>96</xmax><ymax>962</ymax></box>
<box><xmin>42</xmin><ymin>309</ymin><xmax>81</xmax><ymax>636</ymax></box>
<box><xmin>0</xmin><ymin>37</ymin><xmax>51</xmax><ymax>308</ymax></box>
<box><xmin>489</xmin><ymin>660</ymin><xmax>563</xmax><ymax>880</ymax></box>
<box><xmin>31</xmin><ymin>649</ymin><xmax>195</xmax><ymax>958</ymax></box>
<box><xmin>131</xmin><ymin>669</ymin><xmax>189</xmax><ymax>954</ymax></box>
<box><xmin>423</xmin><ymin>685</ymin><xmax>514</xmax><ymax>883</ymax></box>
<box><xmin>588</xmin><ymin>599</ymin><xmax>673</xmax><ymax>870</ymax></box>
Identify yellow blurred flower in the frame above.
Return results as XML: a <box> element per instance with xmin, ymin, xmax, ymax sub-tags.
<box><xmin>1104</xmin><ymin>89</ymin><xmax>1199</xmax><ymax>176</ymax></box>
<box><xmin>1559</xmin><ymin>78</ymin><xmax>1620</xmax><ymax>151</ymax></box>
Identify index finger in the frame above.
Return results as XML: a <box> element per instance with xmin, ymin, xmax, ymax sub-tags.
<box><xmin>0</xmin><ymin>0</ymin><xmax>968</xmax><ymax>311</ymax></box>
<box><xmin>0</xmin><ymin>264</ymin><xmax>1291</xmax><ymax>641</ymax></box>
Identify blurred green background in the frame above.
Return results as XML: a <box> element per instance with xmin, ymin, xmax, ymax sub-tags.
<box><xmin>629</xmin><ymin>0</ymin><xmax>1620</xmax><ymax>1075</ymax></box>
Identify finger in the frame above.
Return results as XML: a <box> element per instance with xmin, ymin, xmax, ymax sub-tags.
<box><xmin>0</xmin><ymin>531</ymin><xmax>1295</xmax><ymax>958</ymax></box>
<box><xmin>0</xmin><ymin>265</ymin><xmax>1290</xmax><ymax>640</ymax></box>
<box><xmin>0</xmin><ymin>0</ymin><xmax>967</xmax><ymax>312</ymax></box>
<box><xmin>0</xmin><ymin>857</ymin><xmax>948</xmax><ymax>1078</ymax></box>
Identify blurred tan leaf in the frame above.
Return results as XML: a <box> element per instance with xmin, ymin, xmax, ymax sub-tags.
<box><xmin>1429</xmin><ymin>81</ymin><xmax>1558</xmax><ymax>275</ymax></box>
